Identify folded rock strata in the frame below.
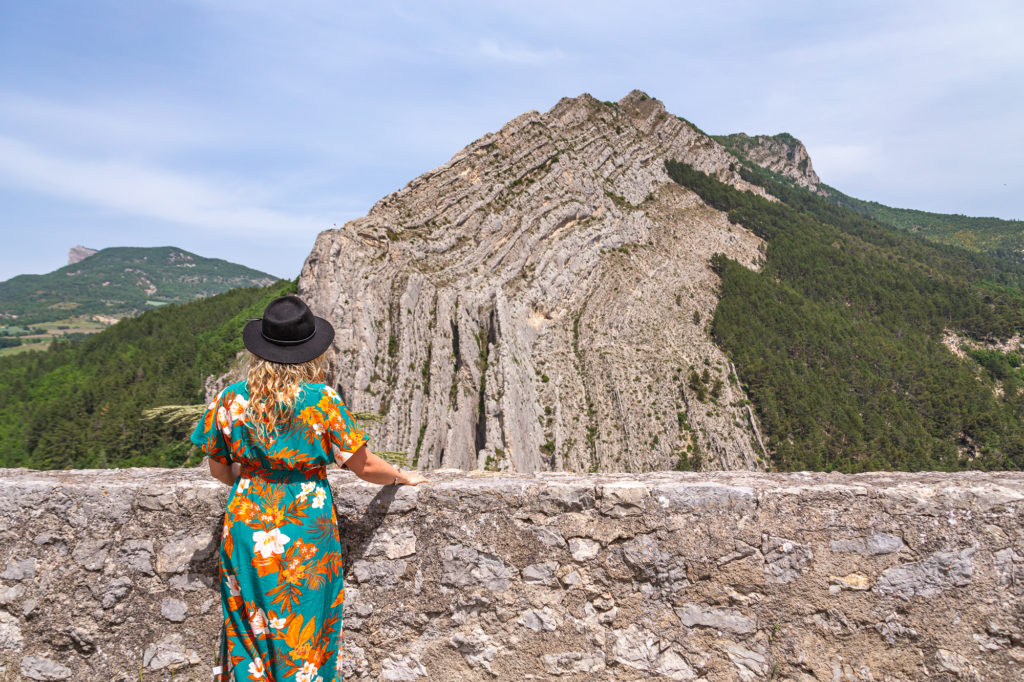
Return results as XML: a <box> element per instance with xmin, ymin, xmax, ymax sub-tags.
<box><xmin>300</xmin><ymin>90</ymin><xmax>773</xmax><ymax>473</ymax></box>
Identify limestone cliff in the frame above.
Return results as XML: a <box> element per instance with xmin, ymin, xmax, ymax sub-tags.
<box><xmin>300</xmin><ymin>90</ymin><xmax>772</xmax><ymax>474</ymax></box>
<box><xmin>713</xmin><ymin>132</ymin><xmax>823</xmax><ymax>192</ymax></box>
<box><xmin>67</xmin><ymin>245</ymin><xmax>98</xmax><ymax>266</ymax></box>
<box><xmin>1</xmin><ymin>467</ymin><xmax>1022</xmax><ymax>680</ymax></box>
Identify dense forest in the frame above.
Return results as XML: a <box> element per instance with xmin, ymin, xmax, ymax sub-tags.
<box><xmin>0</xmin><ymin>280</ymin><xmax>294</xmax><ymax>469</ymax></box>
<box><xmin>667</xmin><ymin>159</ymin><xmax>1024</xmax><ymax>472</ymax></box>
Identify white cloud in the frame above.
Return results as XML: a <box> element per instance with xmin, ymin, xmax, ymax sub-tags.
<box><xmin>477</xmin><ymin>39</ymin><xmax>566</xmax><ymax>66</ymax></box>
<box><xmin>0</xmin><ymin>135</ymin><xmax>327</xmax><ymax>234</ymax></box>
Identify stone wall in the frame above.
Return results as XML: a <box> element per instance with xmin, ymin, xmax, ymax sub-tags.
<box><xmin>1</xmin><ymin>467</ymin><xmax>1022</xmax><ymax>680</ymax></box>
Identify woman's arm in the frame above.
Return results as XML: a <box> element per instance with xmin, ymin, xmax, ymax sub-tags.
<box><xmin>339</xmin><ymin>444</ymin><xmax>429</xmax><ymax>485</ymax></box>
<box><xmin>208</xmin><ymin>458</ymin><xmax>240</xmax><ymax>486</ymax></box>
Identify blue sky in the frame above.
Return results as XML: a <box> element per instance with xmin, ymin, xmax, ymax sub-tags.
<box><xmin>1</xmin><ymin>1</ymin><xmax>1021</xmax><ymax>281</ymax></box>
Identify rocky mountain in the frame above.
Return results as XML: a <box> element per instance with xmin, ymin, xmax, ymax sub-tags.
<box><xmin>301</xmin><ymin>91</ymin><xmax>774</xmax><ymax>474</ymax></box>
<box><xmin>67</xmin><ymin>245</ymin><xmax>98</xmax><ymax>265</ymax></box>
<box><xmin>300</xmin><ymin>90</ymin><xmax>1024</xmax><ymax>475</ymax></box>
<box><xmin>713</xmin><ymin>132</ymin><xmax>822</xmax><ymax>191</ymax></box>
<box><xmin>0</xmin><ymin>246</ymin><xmax>279</xmax><ymax>325</ymax></box>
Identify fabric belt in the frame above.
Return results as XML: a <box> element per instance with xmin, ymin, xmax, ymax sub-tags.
<box><xmin>237</xmin><ymin>461</ymin><xmax>327</xmax><ymax>483</ymax></box>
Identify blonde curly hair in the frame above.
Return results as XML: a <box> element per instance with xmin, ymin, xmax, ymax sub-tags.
<box><xmin>243</xmin><ymin>350</ymin><xmax>330</xmax><ymax>444</ymax></box>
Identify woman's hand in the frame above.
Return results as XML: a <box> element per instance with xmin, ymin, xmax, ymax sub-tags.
<box><xmin>340</xmin><ymin>444</ymin><xmax>430</xmax><ymax>486</ymax></box>
<box><xmin>396</xmin><ymin>470</ymin><xmax>430</xmax><ymax>486</ymax></box>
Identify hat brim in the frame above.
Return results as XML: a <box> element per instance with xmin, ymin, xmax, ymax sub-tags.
<box><xmin>242</xmin><ymin>316</ymin><xmax>335</xmax><ymax>364</ymax></box>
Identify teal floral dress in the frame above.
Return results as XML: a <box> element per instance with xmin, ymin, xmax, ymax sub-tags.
<box><xmin>191</xmin><ymin>380</ymin><xmax>367</xmax><ymax>682</ymax></box>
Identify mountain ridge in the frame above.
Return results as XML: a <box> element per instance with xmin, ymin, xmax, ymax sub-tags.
<box><xmin>299</xmin><ymin>90</ymin><xmax>788</xmax><ymax>474</ymax></box>
<box><xmin>718</xmin><ymin>131</ymin><xmax>1024</xmax><ymax>265</ymax></box>
<box><xmin>299</xmin><ymin>89</ymin><xmax>1024</xmax><ymax>473</ymax></box>
<box><xmin>0</xmin><ymin>246</ymin><xmax>279</xmax><ymax>325</ymax></box>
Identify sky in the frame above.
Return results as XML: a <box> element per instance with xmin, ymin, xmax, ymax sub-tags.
<box><xmin>1</xmin><ymin>0</ymin><xmax>1022</xmax><ymax>281</ymax></box>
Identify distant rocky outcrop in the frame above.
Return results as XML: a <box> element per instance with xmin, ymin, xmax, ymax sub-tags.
<box><xmin>712</xmin><ymin>132</ymin><xmax>823</xmax><ymax>192</ymax></box>
<box><xmin>67</xmin><ymin>245</ymin><xmax>98</xmax><ymax>265</ymax></box>
<box><xmin>1</xmin><ymin>467</ymin><xmax>1021</xmax><ymax>679</ymax></box>
<box><xmin>301</xmin><ymin>90</ymin><xmax>773</xmax><ymax>474</ymax></box>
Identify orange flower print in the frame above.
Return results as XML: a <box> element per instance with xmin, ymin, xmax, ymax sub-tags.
<box><xmin>281</xmin><ymin>557</ymin><xmax>308</xmax><ymax>586</ymax></box>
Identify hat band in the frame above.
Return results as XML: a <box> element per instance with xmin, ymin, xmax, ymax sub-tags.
<box><xmin>260</xmin><ymin>322</ymin><xmax>317</xmax><ymax>346</ymax></box>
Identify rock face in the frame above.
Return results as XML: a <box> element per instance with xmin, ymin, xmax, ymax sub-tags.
<box><xmin>714</xmin><ymin>132</ymin><xmax>823</xmax><ymax>191</ymax></box>
<box><xmin>67</xmin><ymin>245</ymin><xmax>97</xmax><ymax>265</ymax></box>
<box><xmin>300</xmin><ymin>90</ymin><xmax>773</xmax><ymax>473</ymax></box>
<box><xmin>1</xmin><ymin>466</ymin><xmax>1022</xmax><ymax>680</ymax></box>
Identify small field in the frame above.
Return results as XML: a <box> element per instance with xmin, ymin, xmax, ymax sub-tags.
<box><xmin>0</xmin><ymin>315</ymin><xmax>112</xmax><ymax>357</ymax></box>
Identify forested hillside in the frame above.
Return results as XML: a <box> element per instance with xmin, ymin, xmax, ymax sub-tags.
<box><xmin>823</xmin><ymin>186</ymin><xmax>1024</xmax><ymax>267</ymax></box>
<box><xmin>0</xmin><ymin>280</ymin><xmax>294</xmax><ymax>469</ymax></box>
<box><xmin>0</xmin><ymin>246</ymin><xmax>278</xmax><ymax>325</ymax></box>
<box><xmin>667</xmin><ymin>159</ymin><xmax>1024</xmax><ymax>472</ymax></box>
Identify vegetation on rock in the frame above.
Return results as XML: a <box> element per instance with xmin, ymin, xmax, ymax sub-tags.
<box><xmin>666</xmin><ymin>159</ymin><xmax>1024</xmax><ymax>471</ymax></box>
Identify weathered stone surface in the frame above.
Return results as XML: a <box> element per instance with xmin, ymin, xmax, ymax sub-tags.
<box><xmin>0</xmin><ymin>611</ymin><xmax>22</xmax><ymax>650</ymax></box>
<box><xmin>1</xmin><ymin>559</ymin><xmax>34</xmax><ymax>581</ymax></box>
<box><xmin>0</xmin><ymin>585</ymin><xmax>25</xmax><ymax>606</ymax></box>
<box><xmin>352</xmin><ymin>559</ymin><xmax>408</xmax><ymax>586</ymax></box>
<box><xmin>380</xmin><ymin>654</ymin><xmax>427</xmax><ymax>680</ymax></box>
<box><xmin>598</xmin><ymin>481</ymin><xmax>648</xmax><ymax>516</ymax></box>
<box><xmin>71</xmin><ymin>538</ymin><xmax>109</xmax><ymax>571</ymax></box>
<box><xmin>118</xmin><ymin>538</ymin><xmax>155</xmax><ymax>574</ymax></box>
<box><xmin>0</xmin><ymin>466</ymin><xmax>1022</xmax><ymax>680</ymax></box>
<box><xmin>541</xmin><ymin>650</ymin><xmax>606</xmax><ymax>675</ymax></box>
<box><xmin>724</xmin><ymin>642</ymin><xmax>768</xmax><ymax>681</ymax></box>
<box><xmin>299</xmin><ymin>91</ymin><xmax>775</xmax><ymax>474</ymax></box>
<box><xmin>441</xmin><ymin>544</ymin><xmax>516</xmax><ymax>592</ymax></box>
<box><xmin>873</xmin><ymin>547</ymin><xmax>976</xmax><ymax>599</ymax></box>
<box><xmin>568</xmin><ymin>537</ymin><xmax>599</xmax><ymax>561</ymax></box>
<box><xmin>522</xmin><ymin>561</ymin><xmax>559</xmax><ymax>586</ymax></box>
<box><xmin>715</xmin><ymin>132</ymin><xmax>822</xmax><ymax>190</ymax></box>
<box><xmin>449</xmin><ymin>628</ymin><xmax>498</xmax><ymax>673</ymax></box>
<box><xmin>364</xmin><ymin>526</ymin><xmax>417</xmax><ymax>559</ymax></box>
<box><xmin>676</xmin><ymin>602</ymin><xmax>756</xmax><ymax>635</ymax></box>
<box><xmin>612</xmin><ymin>624</ymin><xmax>697</xmax><ymax>680</ymax></box>
<box><xmin>762</xmin><ymin>533</ymin><xmax>813</xmax><ymax>584</ymax></box>
<box><xmin>537</xmin><ymin>482</ymin><xmax>595</xmax><ymax>513</ymax></box>
<box><xmin>156</xmin><ymin>529</ymin><xmax>217</xmax><ymax>574</ymax></box>
<box><xmin>19</xmin><ymin>655</ymin><xmax>71</xmax><ymax>681</ymax></box>
<box><xmin>518</xmin><ymin>607</ymin><xmax>558</xmax><ymax>632</ymax></box>
<box><xmin>160</xmin><ymin>597</ymin><xmax>188</xmax><ymax>622</ymax></box>
<box><xmin>829</xmin><ymin>533</ymin><xmax>904</xmax><ymax>555</ymax></box>
<box><xmin>142</xmin><ymin>632</ymin><xmax>200</xmax><ymax>670</ymax></box>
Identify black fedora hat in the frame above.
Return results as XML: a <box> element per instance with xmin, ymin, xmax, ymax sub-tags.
<box><xmin>243</xmin><ymin>295</ymin><xmax>335</xmax><ymax>364</ymax></box>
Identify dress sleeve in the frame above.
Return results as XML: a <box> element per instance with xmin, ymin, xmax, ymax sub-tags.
<box><xmin>190</xmin><ymin>390</ymin><xmax>232</xmax><ymax>466</ymax></box>
<box><xmin>323</xmin><ymin>387</ymin><xmax>368</xmax><ymax>467</ymax></box>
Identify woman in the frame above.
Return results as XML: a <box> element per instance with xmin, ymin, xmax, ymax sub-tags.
<box><xmin>191</xmin><ymin>294</ymin><xmax>428</xmax><ymax>681</ymax></box>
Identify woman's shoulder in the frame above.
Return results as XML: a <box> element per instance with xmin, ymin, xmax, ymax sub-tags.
<box><xmin>298</xmin><ymin>382</ymin><xmax>333</xmax><ymax>399</ymax></box>
<box><xmin>214</xmin><ymin>380</ymin><xmax>250</xmax><ymax>402</ymax></box>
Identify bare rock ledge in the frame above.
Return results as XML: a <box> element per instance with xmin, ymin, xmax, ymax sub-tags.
<box><xmin>1</xmin><ymin>466</ymin><xmax>1022</xmax><ymax>680</ymax></box>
